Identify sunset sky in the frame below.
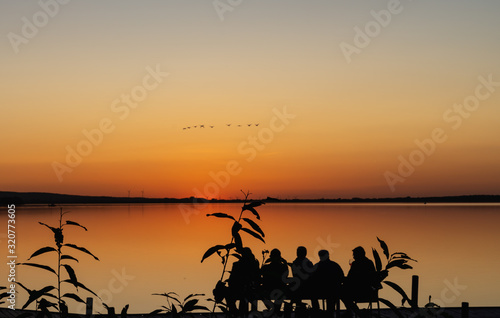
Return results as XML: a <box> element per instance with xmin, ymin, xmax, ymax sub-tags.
<box><xmin>1</xmin><ymin>1</ymin><xmax>500</xmax><ymax>199</ymax></box>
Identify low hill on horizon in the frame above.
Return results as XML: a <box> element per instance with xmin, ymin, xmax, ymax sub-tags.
<box><xmin>1</xmin><ymin>191</ymin><xmax>499</xmax><ymax>205</ymax></box>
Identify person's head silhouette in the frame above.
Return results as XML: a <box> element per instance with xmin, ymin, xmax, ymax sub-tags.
<box><xmin>270</xmin><ymin>248</ymin><xmax>281</xmax><ymax>261</ymax></box>
<box><xmin>241</xmin><ymin>247</ymin><xmax>254</xmax><ymax>260</ymax></box>
<box><xmin>352</xmin><ymin>246</ymin><xmax>365</xmax><ymax>260</ymax></box>
<box><xmin>318</xmin><ymin>249</ymin><xmax>330</xmax><ymax>261</ymax></box>
<box><xmin>296</xmin><ymin>246</ymin><xmax>307</xmax><ymax>259</ymax></box>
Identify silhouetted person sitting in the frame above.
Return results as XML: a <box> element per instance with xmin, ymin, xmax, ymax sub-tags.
<box><xmin>261</xmin><ymin>248</ymin><xmax>289</xmax><ymax>314</ymax></box>
<box><xmin>342</xmin><ymin>246</ymin><xmax>377</xmax><ymax>316</ymax></box>
<box><xmin>227</xmin><ymin>247</ymin><xmax>260</xmax><ymax>317</ymax></box>
<box><xmin>290</xmin><ymin>246</ymin><xmax>316</xmax><ymax>302</ymax></box>
<box><xmin>311</xmin><ymin>250</ymin><xmax>344</xmax><ymax>317</ymax></box>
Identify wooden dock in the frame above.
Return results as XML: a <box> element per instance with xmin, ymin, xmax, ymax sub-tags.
<box><xmin>3</xmin><ymin>307</ymin><xmax>500</xmax><ymax>318</ymax></box>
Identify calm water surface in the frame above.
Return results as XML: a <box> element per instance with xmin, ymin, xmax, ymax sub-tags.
<box><xmin>6</xmin><ymin>203</ymin><xmax>500</xmax><ymax>314</ymax></box>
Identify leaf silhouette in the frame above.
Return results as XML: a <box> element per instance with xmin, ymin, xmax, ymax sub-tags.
<box><xmin>206</xmin><ymin>213</ymin><xmax>235</xmax><ymax>221</ymax></box>
<box><xmin>0</xmin><ymin>292</ymin><xmax>9</xmax><ymax>302</ymax></box>
<box><xmin>28</xmin><ymin>246</ymin><xmax>57</xmax><ymax>260</ymax></box>
<box><xmin>201</xmin><ymin>244</ymin><xmax>235</xmax><ymax>263</ymax></box>
<box><xmin>233</xmin><ymin>232</ymin><xmax>243</xmax><ymax>252</ymax></box>
<box><xmin>231</xmin><ymin>221</ymin><xmax>242</xmax><ymax>235</ymax></box>
<box><xmin>383</xmin><ymin>281</ymin><xmax>412</xmax><ymax>307</ymax></box>
<box><xmin>62</xmin><ymin>293</ymin><xmax>86</xmax><ymax>304</ymax></box>
<box><xmin>184</xmin><ymin>293</ymin><xmax>205</xmax><ymax>302</ymax></box>
<box><xmin>121</xmin><ymin>304</ymin><xmax>129</xmax><ymax>317</ymax></box>
<box><xmin>241</xmin><ymin>205</ymin><xmax>260</xmax><ymax>220</ymax></box>
<box><xmin>150</xmin><ymin>309</ymin><xmax>164</xmax><ymax>315</ymax></box>
<box><xmin>61</xmin><ymin>254</ymin><xmax>79</xmax><ymax>263</ymax></box>
<box><xmin>152</xmin><ymin>292</ymin><xmax>180</xmax><ymax>304</ymax></box>
<box><xmin>241</xmin><ymin>228</ymin><xmax>265</xmax><ymax>243</ymax></box>
<box><xmin>17</xmin><ymin>282</ymin><xmax>57</xmax><ymax>310</ymax></box>
<box><xmin>379</xmin><ymin>297</ymin><xmax>405</xmax><ymax>318</ymax></box>
<box><xmin>398</xmin><ymin>264</ymin><xmax>413</xmax><ymax>270</ymax></box>
<box><xmin>62</xmin><ymin>280</ymin><xmax>99</xmax><ymax>298</ymax></box>
<box><xmin>218</xmin><ymin>305</ymin><xmax>229</xmax><ymax>313</ymax></box>
<box><xmin>19</xmin><ymin>263</ymin><xmax>57</xmax><ymax>275</ymax></box>
<box><xmin>387</xmin><ymin>259</ymin><xmax>411</xmax><ymax>270</ymax></box>
<box><xmin>64</xmin><ymin>244</ymin><xmax>99</xmax><ymax>261</ymax></box>
<box><xmin>62</xmin><ymin>264</ymin><xmax>78</xmax><ymax>289</ymax></box>
<box><xmin>372</xmin><ymin>248</ymin><xmax>382</xmax><ymax>272</ymax></box>
<box><xmin>392</xmin><ymin>252</ymin><xmax>418</xmax><ymax>262</ymax></box>
<box><xmin>64</xmin><ymin>220</ymin><xmax>88</xmax><ymax>231</ymax></box>
<box><xmin>37</xmin><ymin>297</ymin><xmax>58</xmax><ymax>311</ymax></box>
<box><xmin>242</xmin><ymin>218</ymin><xmax>265</xmax><ymax>237</ymax></box>
<box><xmin>377</xmin><ymin>237</ymin><xmax>390</xmax><ymax>260</ymax></box>
<box><xmin>247</xmin><ymin>201</ymin><xmax>264</xmax><ymax>208</ymax></box>
<box><xmin>231</xmin><ymin>253</ymin><xmax>242</xmax><ymax>260</ymax></box>
<box><xmin>182</xmin><ymin>299</ymin><xmax>199</xmax><ymax>312</ymax></box>
<box><xmin>38</xmin><ymin>222</ymin><xmax>57</xmax><ymax>233</ymax></box>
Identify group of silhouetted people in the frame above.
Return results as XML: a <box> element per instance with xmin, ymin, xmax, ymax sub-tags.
<box><xmin>217</xmin><ymin>245</ymin><xmax>381</xmax><ymax>317</ymax></box>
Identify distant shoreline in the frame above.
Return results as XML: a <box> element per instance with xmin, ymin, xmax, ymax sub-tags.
<box><xmin>1</xmin><ymin>191</ymin><xmax>499</xmax><ymax>205</ymax></box>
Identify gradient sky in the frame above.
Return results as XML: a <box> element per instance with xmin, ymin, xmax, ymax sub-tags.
<box><xmin>1</xmin><ymin>0</ymin><xmax>500</xmax><ymax>199</ymax></box>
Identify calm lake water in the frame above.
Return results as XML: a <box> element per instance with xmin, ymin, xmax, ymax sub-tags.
<box><xmin>6</xmin><ymin>203</ymin><xmax>500</xmax><ymax>314</ymax></box>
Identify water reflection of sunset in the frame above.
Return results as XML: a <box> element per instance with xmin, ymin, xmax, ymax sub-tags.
<box><xmin>11</xmin><ymin>203</ymin><xmax>500</xmax><ymax>314</ymax></box>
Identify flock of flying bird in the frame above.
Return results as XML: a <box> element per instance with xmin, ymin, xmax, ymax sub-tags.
<box><xmin>182</xmin><ymin>123</ymin><xmax>260</xmax><ymax>130</ymax></box>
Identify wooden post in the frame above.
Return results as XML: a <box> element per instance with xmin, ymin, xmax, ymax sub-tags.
<box><xmin>86</xmin><ymin>297</ymin><xmax>93</xmax><ymax>317</ymax></box>
<box><xmin>461</xmin><ymin>302</ymin><xmax>469</xmax><ymax>318</ymax></box>
<box><xmin>411</xmin><ymin>275</ymin><xmax>419</xmax><ymax>308</ymax></box>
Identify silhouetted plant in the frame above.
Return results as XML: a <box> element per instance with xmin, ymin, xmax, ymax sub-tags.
<box><xmin>150</xmin><ymin>292</ymin><xmax>209</xmax><ymax>317</ymax></box>
<box><xmin>18</xmin><ymin>208</ymin><xmax>100</xmax><ymax>314</ymax></box>
<box><xmin>0</xmin><ymin>286</ymin><xmax>7</xmax><ymax>305</ymax></box>
<box><xmin>372</xmin><ymin>237</ymin><xmax>418</xmax><ymax>318</ymax></box>
<box><xmin>120</xmin><ymin>304</ymin><xmax>130</xmax><ymax>318</ymax></box>
<box><xmin>201</xmin><ymin>190</ymin><xmax>265</xmax><ymax>313</ymax></box>
<box><xmin>261</xmin><ymin>249</ymin><xmax>269</xmax><ymax>265</ymax></box>
<box><xmin>207</xmin><ymin>291</ymin><xmax>230</xmax><ymax>316</ymax></box>
<box><xmin>103</xmin><ymin>303</ymin><xmax>129</xmax><ymax>318</ymax></box>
